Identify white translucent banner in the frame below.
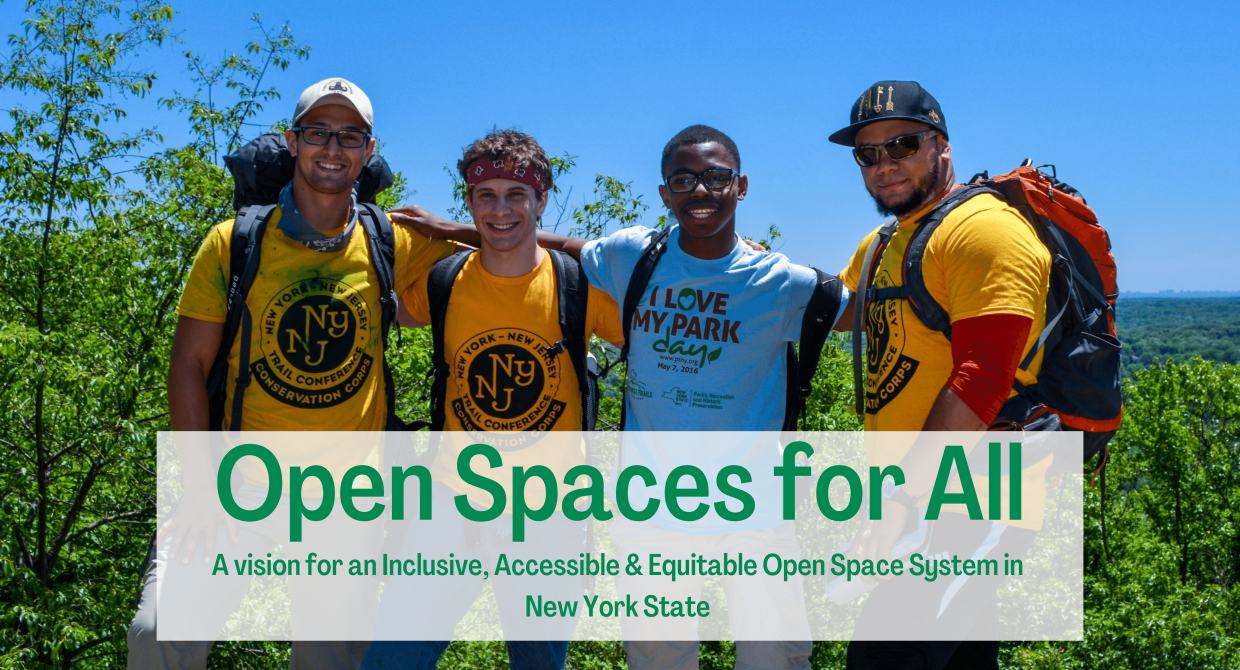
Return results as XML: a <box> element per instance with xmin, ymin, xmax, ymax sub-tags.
<box><xmin>154</xmin><ymin>431</ymin><xmax>1082</xmax><ymax>642</ymax></box>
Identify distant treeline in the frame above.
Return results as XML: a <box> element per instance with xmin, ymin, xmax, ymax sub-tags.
<box><xmin>1115</xmin><ymin>298</ymin><xmax>1240</xmax><ymax>377</ymax></box>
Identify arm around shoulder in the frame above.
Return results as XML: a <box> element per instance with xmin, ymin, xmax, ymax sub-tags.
<box><xmin>536</xmin><ymin>229</ymin><xmax>587</xmax><ymax>260</ymax></box>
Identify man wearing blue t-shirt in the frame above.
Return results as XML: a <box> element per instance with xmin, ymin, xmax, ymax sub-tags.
<box><xmin>394</xmin><ymin>125</ymin><xmax>848</xmax><ymax>670</ymax></box>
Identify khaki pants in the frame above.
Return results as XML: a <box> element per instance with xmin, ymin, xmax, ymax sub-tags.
<box><xmin>610</xmin><ymin>519</ymin><xmax>812</xmax><ymax>670</ymax></box>
<box><xmin>128</xmin><ymin>486</ymin><xmax>380</xmax><ymax>669</ymax></box>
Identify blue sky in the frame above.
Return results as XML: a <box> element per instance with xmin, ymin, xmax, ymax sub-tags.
<box><xmin>4</xmin><ymin>1</ymin><xmax>1238</xmax><ymax>291</ymax></box>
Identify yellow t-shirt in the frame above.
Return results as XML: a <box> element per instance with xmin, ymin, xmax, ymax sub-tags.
<box><xmin>403</xmin><ymin>251</ymin><xmax>624</xmax><ymax>508</ymax></box>
<box><xmin>841</xmin><ymin>191</ymin><xmax>1053</xmax><ymax>529</ymax></box>
<box><xmin>177</xmin><ymin>207</ymin><xmax>455</xmax><ymax>432</ymax></box>
<box><xmin>841</xmin><ymin>192</ymin><xmax>1051</xmax><ymax>431</ymax></box>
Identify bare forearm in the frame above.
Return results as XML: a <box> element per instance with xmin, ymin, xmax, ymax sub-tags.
<box><xmin>536</xmin><ymin>230</ymin><xmax>587</xmax><ymax>260</ymax></box>
<box><xmin>920</xmin><ymin>384</ymin><xmax>987</xmax><ymax>432</ymax></box>
<box><xmin>168</xmin><ymin>362</ymin><xmax>210</xmax><ymax>432</ymax></box>
<box><xmin>437</xmin><ymin>221</ymin><xmax>482</xmax><ymax>247</ymax></box>
<box><xmin>167</xmin><ymin>316</ymin><xmax>223</xmax><ymax>434</ymax></box>
<box><xmin>888</xmin><ymin>386</ymin><xmax>987</xmax><ymax>497</ymax></box>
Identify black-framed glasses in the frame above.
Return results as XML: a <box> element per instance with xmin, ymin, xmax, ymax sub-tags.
<box><xmin>292</xmin><ymin>126</ymin><xmax>371</xmax><ymax>149</ymax></box>
<box><xmin>852</xmin><ymin>130</ymin><xmax>940</xmax><ymax>168</ymax></box>
<box><xmin>664</xmin><ymin>167</ymin><xmax>739</xmax><ymax>193</ymax></box>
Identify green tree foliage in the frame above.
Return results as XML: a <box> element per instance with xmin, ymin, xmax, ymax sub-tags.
<box><xmin>1117</xmin><ymin>298</ymin><xmax>1240</xmax><ymax>377</ymax></box>
<box><xmin>0</xmin><ymin>4</ymin><xmax>306</xmax><ymax>665</ymax></box>
<box><xmin>1</xmin><ymin>2</ymin><xmax>1238</xmax><ymax>668</ymax></box>
<box><xmin>1002</xmin><ymin>358</ymin><xmax>1240</xmax><ymax>668</ymax></box>
<box><xmin>0</xmin><ymin>2</ymin><xmax>175</xmax><ymax>665</ymax></box>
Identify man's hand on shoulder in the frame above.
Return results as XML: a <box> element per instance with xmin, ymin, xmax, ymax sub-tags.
<box><xmin>389</xmin><ymin>205</ymin><xmax>481</xmax><ymax>247</ymax></box>
<box><xmin>741</xmin><ymin>238</ymin><xmax>769</xmax><ymax>253</ymax></box>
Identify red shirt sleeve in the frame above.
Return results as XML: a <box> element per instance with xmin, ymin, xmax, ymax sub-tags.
<box><xmin>947</xmin><ymin>314</ymin><xmax>1034</xmax><ymax>425</ymax></box>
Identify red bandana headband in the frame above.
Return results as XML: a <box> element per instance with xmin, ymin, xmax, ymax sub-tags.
<box><xmin>465</xmin><ymin>157</ymin><xmax>549</xmax><ymax>193</ymax></box>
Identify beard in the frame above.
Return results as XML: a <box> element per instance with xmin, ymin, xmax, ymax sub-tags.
<box><xmin>869</xmin><ymin>156</ymin><xmax>940</xmax><ymax>218</ymax></box>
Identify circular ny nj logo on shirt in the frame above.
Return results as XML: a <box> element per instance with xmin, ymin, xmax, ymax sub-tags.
<box><xmin>451</xmin><ymin>328</ymin><xmax>567</xmax><ymax>440</ymax></box>
<box><xmin>253</xmin><ymin>278</ymin><xmax>374</xmax><ymax>408</ymax></box>
<box><xmin>865</xmin><ymin>269</ymin><xmax>920</xmax><ymax>414</ymax></box>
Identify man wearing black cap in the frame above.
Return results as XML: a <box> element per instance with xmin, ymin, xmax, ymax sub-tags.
<box><xmin>828</xmin><ymin>82</ymin><xmax>1053</xmax><ymax>669</ymax></box>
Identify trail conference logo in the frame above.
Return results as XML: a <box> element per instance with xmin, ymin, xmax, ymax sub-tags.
<box><xmin>254</xmin><ymin>278</ymin><xmax>373</xmax><ymax>408</ymax></box>
<box><xmin>452</xmin><ymin>328</ymin><xmax>566</xmax><ymax>440</ymax></box>
<box><xmin>865</xmin><ymin>268</ymin><xmax>919</xmax><ymax>414</ymax></box>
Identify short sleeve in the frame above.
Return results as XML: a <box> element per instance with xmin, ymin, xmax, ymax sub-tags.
<box><xmin>587</xmin><ymin>284</ymin><xmax>624</xmax><ymax>347</ymax></box>
<box><xmin>394</xmin><ymin>215</ymin><xmax>456</xmax><ymax>295</ymax></box>
<box><xmin>840</xmin><ymin>227</ymin><xmax>881</xmax><ymax>292</ymax></box>
<box><xmin>400</xmin><ymin>266</ymin><xmax>433</xmax><ymax>324</ymax></box>
<box><xmin>175</xmin><ymin>222</ymin><xmax>231</xmax><ymax>323</ymax></box>
<box><xmin>929</xmin><ymin>205</ymin><xmax>1051</xmax><ymax>322</ymax></box>
<box><xmin>779</xmin><ymin>261</ymin><xmax>821</xmax><ymax>342</ymax></box>
<box><xmin>579</xmin><ymin>226</ymin><xmax>658</xmax><ymax>304</ymax></box>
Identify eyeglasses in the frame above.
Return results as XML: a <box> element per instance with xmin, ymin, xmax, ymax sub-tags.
<box><xmin>664</xmin><ymin>167</ymin><xmax>739</xmax><ymax>194</ymax></box>
<box><xmin>293</xmin><ymin>126</ymin><xmax>371</xmax><ymax>149</ymax></box>
<box><xmin>852</xmin><ymin>130</ymin><xmax>940</xmax><ymax>168</ymax></box>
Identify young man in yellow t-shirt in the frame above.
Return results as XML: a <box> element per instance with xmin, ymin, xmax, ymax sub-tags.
<box><xmin>362</xmin><ymin>130</ymin><xmax>624</xmax><ymax>670</ymax></box>
<box><xmin>828</xmin><ymin>81</ymin><xmax>1052</xmax><ymax>669</ymax></box>
<box><xmin>128</xmin><ymin>78</ymin><xmax>456</xmax><ymax>669</ymax></box>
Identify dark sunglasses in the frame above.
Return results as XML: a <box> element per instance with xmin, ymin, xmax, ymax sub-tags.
<box><xmin>293</xmin><ymin>126</ymin><xmax>371</xmax><ymax>149</ymax></box>
<box><xmin>664</xmin><ymin>167</ymin><xmax>739</xmax><ymax>194</ymax></box>
<box><xmin>852</xmin><ymin>130</ymin><xmax>940</xmax><ymax>168</ymax></box>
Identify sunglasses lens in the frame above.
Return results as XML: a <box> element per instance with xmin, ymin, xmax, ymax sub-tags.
<box><xmin>702</xmin><ymin>169</ymin><xmax>733</xmax><ymax>190</ymax></box>
<box><xmin>853</xmin><ymin>147</ymin><xmax>880</xmax><ymax>167</ymax></box>
<box><xmin>886</xmin><ymin>135</ymin><xmax>922</xmax><ymax>160</ymax></box>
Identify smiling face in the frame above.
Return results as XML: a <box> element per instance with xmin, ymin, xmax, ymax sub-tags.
<box><xmin>285</xmin><ymin>104</ymin><xmax>375</xmax><ymax>196</ymax></box>
<box><xmin>854</xmin><ymin>119</ymin><xmax>952</xmax><ymax>219</ymax></box>
<box><xmin>659</xmin><ymin>142</ymin><xmax>748</xmax><ymax>243</ymax></box>
<box><xmin>467</xmin><ymin>178</ymin><xmax>548</xmax><ymax>254</ymax></box>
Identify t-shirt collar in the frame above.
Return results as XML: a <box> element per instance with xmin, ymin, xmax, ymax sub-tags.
<box><xmin>666</xmin><ymin>215</ymin><xmax>745</xmax><ymax>268</ymax></box>
<box><xmin>276</xmin><ymin>180</ymin><xmax>359</xmax><ymax>253</ymax></box>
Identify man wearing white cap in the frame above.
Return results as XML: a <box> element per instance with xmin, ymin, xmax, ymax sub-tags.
<box><xmin>126</xmin><ymin>78</ymin><xmax>456</xmax><ymax>669</ymax></box>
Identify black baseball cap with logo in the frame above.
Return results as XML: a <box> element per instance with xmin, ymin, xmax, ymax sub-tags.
<box><xmin>828</xmin><ymin>80</ymin><xmax>948</xmax><ymax>146</ymax></box>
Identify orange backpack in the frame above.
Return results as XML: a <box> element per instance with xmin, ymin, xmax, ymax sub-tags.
<box><xmin>857</xmin><ymin>161</ymin><xmax>1122</xmax><ymax>463</ymax></box>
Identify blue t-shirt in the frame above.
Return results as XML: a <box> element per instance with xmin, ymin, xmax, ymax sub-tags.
<box><xmin>581</xmin><ymin>224</ymin><xmax>849</xmax><ymax>533</ymax></box>
<box><xmin>582</xmin><ymin>224</ymin><xmax>848</xmax><ymax>431</ymax></box>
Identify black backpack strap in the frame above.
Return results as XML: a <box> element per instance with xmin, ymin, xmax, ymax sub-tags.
<box><xmin>783</xmin><ymin>269</ymin><xmax>845</xmax><ymax>431</ymax></box>
<box><xmin>899</xmin><ymin>184</ymin><xmax>998</xmax><ymax>340</ymax></box>
<box><xmin>617</xmin><ymin>226</ymin><xmax>673</xmax><ymax>431</ymax></box>
<box><xmin>419</xmin><ymin>250</ymin><xmax>474</xmax><ymax>432</ymax></box>
<box><xmin>206</xmin><ymin>204</ymin><xmax>275</xmax><ymax>431</ymax></box>
<box><xmin>853</xmin><ymin>219</ymin><xmax>898</xmax><ymax>417</ymax></box>
<box><xmin>546</xmin><ymin>250</ymin><xmax>594</xmax><ymax>430</ymax></box>
<box><xmin>358</xmin><ymin>203</ymin><xmax>403</xmax><ymax>431</ymax></box>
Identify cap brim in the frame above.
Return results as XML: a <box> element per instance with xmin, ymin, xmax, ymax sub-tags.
<box><xmin>828</xmin><ymin>116</ymin><xmax>941</xmax><ymax>146</ymax></box>
<box><xmin>294</xmin><ymin>94</ymin><xmax>371</xmax><ymax>131</ymax></box>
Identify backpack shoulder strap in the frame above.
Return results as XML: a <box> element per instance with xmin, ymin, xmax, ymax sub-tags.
<box><xmin>422</xmin><ymin>250</ymin><xmax>473</xmax><ymax>432</ymax></box>
<box><xmin>547</xmin><ymin>249</ymin><xmax>593</xmax><ymax>430</ymax></box>
<box><xmin>617</xmin><ymin>226</ymin><xmax>673</xmax><ymax>431</ymax></box>
<box><xmin>853</xmin><ymin>218</ymin><xmax>898</xmax><ymax>417</ymax></box>
<box><xmin>358</xmin><ymin>204</ymin><xmax>402</xmax><ymax>430</ymax></box>
<box><xmin>358</xmin><ymin>203</ymin><xmax>397</xmax><ymax>334</ymax></box>
<box><xmin>784</xmin><ymin>269</ymin><xmax>845</xmax><ymax>431</ymax></box>
<box><xmin>620</xmin><ymin>226</ymin><xmax>673</xmax><ymax>361</ymax></box>
<box><xmin>206</xmin><ymin>203</ymin><xmax>275</xmax><ymax>431</ymax></box>
<box><xmin>900</xmin><ymin>184</ymin><xmax>998</xmax><ymax>341</ymax></box>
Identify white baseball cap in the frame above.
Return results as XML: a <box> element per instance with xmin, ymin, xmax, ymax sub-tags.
<box><xmin>293</xmin><ymin>78</ymin><xmax>374</xmax><ymax>132</ymax></box>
